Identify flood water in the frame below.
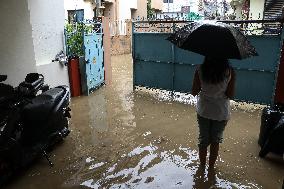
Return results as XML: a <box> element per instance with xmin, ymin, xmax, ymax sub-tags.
<box><xmin>4</xmin><ymin>54</ymin><xmax>284</xmax><ymax>189</ymax></box>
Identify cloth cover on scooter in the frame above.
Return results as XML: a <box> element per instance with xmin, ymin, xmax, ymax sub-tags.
<box><xmin>258</xmin><ymin>107</ymin><xmax>284</xmax><ymax>147</ymax></box>
<box><xmin>23</xmin><ymin>88</ymin><xmax>64</xmax><ymax>122</ymax></box>
<box><xmin>262</xmin><ymin>116</ymin><xmax>284</xmax><ymax>155</ymax></box>
<box><xmin>22</xmin><ymin>88</ymin><xmax>64</xmax><ymax>144</ymax></box>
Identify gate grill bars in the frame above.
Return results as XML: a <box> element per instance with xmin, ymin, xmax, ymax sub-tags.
<box><xmin>133</xmin><ymin>19</ymin><xmax>284</xmax><ymax>36</ymax></box>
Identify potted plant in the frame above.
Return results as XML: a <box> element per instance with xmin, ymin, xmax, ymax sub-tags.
<box><xmin>64</xmin><ymin>23</ymin><xmax>85</xmax><ymax>97</ymax></box>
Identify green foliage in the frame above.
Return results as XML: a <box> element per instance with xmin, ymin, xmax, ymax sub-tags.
<box><xmin>147</xmin><ymin>0</ymin><xmax>155</xmax><ymax>19</ymax></box>
<box><xmin>65</xmin><ymin>23</ymin><xmax>93</xmax><ymax>58</ymax></box>
<box><xmin>187</xmin><ymin>12</ymin><xmax>203</xmax><ymax>21</ymax></box>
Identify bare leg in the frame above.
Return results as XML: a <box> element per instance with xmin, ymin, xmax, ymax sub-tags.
<box><xmin>199</xmin><ymin>147</ymin><xmax>207</xmax><ymax>167</ymax></box>
<box><xmin>209</xmin><ymin>143</ymin><xmax>219</xmax><ymax>168</ymax></box>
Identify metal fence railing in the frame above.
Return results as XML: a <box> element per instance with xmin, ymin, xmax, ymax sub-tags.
<box><xmin>109</xmin><ymin>20</ymin><xmax>131</xmax><ymax>36</ymax></box>
<box><xmin>132</xmin><ymin>19</ymin><xmax>284</xmax><ymax>36</ymax></box>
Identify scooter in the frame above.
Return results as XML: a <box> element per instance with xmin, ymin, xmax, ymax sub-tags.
<box><xmin>0</xmin><ymin>73</ymin><xmax>71</xmax><ymax>184</ymax></box>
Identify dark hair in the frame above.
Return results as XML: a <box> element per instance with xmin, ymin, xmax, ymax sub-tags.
<box><xmin>200</xmin><ymin>56</ymin><xmax>230</xmax><ymax>84</ymax></box>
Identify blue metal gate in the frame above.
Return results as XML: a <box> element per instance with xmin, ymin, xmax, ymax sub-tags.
<box><xmin>82</xmin><ymin>22</ymin><xmax>104</xmax><ymax>95</ymax></box>
<box><xmin>132</xmin><ymin>20</ymin><xmax>284</xmax><ymax>105</ymax></box>
<box><xmin>65</xmin><ymin>21</ymin><xmax>105</xmax><ymax>96</ymax></box>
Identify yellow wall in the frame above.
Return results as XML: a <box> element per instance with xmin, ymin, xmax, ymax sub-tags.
<box><xmin>151</xmin><ymin>0</ymin><xmax>163</xmax><ymax>11</ymax></box>
<box><xmin>132</xmin><ymin>0</ymin><xmax>147</xmax><ymax>19</ymax></box>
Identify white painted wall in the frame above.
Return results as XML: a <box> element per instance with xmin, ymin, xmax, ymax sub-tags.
<box><xmin>250</xmin><ymin>0</ymin><xmax>265</xmax><ymax>19</ymax></box>
<box><xmin>0</xmin><ymin>0</ymin><xmax>37</xmax><ymax>86</ymax></box>
<box><xmin>28</xmin><ymin>0</ymin><xmax>70</xmax><ymax>87</ymax></box>
<box><xmin>0</xmin><ymin>0</ymin><xmax>69</xmax><ymax>87</ymax></box>
<box><xmin>27</xmin><ymin>0</ymin><xmax>69</xmax><ymax>87</ymax></box>
<box><xmin>129</xmin><ymin>0</ymin><xmax>138</xmax><ymax>10</ymax></box>
<box><xmin>118</xmin><ymin>0</ymin><xmax>138</xmax><ymax>20</ymax></box>
<box><xmin>37</xmin><ymin>61</ymin><xmax>69</xmax><ymax>88</ymax></box>
<box><xmin>28</xmin><ymin>0</ymin><xmax>65</xmax><ymax>66</ymax></box>
<box><xmin>64</xmin><ymin>0</ymin><xmax>96</xmax><ymax>20</ymax></box>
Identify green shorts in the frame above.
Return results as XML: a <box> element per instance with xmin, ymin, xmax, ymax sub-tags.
<box><xmin>197</xmin><ymin>114</ymin><xmax>227</xmax><ymax>148</ymax></box>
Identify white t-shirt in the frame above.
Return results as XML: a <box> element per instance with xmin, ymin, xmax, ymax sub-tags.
<box><xmin>196</xmin><ymin>67</ymin><xmax>231</xmax><ymax>121</ymax></box>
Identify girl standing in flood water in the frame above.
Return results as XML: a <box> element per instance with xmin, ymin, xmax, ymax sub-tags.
<box><xmin>192</xmin><ymin>56</ymin><xmax>235</xmax><ymax>168</ymax></box>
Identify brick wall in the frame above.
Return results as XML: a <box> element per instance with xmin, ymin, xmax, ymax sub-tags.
<box><xmin>110</xmin><ymin>35</ymin><xmax>132</xmax><ymax>55</ymax></box>
<box><xmin>110</xmin><ymin>20</ymin><xmax>132</xmax><ymax>55</ymax></box>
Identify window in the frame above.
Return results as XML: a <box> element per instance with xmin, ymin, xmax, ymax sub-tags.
<box><xmin>163</xmin><ymin>0</ymin><xmax>173</xmax><ymax>3</ymax></box>
<box><xmin>68</xmin><ymin>9</ymin><xmax>84</xmax><ymax>23</ymax></box>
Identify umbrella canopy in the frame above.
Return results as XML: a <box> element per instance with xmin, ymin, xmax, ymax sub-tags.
<box><xmin>167</xmin><ymin>21</ymin><xmax>258</xmax><ymax>59</ymax></box>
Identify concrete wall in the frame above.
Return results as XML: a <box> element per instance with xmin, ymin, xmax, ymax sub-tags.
<box><xmin>37</xmin><ymin>62</ymin><xmax>69</xmax><ymax>88</ymax></box>
<box><xmin>102</xmin><ymin>17</ymin><xmax>112</xmax><ymax>85</ymax></box>
<box><xmin>104</xmin><ymin>0</ymin><xmax>147</xmax><ymax>21</ymax></box>
<box><xmin>111</xmin><ymin>36</ymin><xmax>131</xmax><ymax>55</ymax></box>
<box><xmin>110</xmin><ymin>19</ymin><xmax>132</xmax><ymax>55</ymax></box>
<box><xmin>129</xmin><ymin>0</ymin><xmax>138</xmax><ymax>10</ymax></box>
<box><xmin>104</xmin><ymin>2</ymin><xmax>116</xmax><ymax>21</ymax></box>
<box><xmin>28</xmin><ymin>0</ymin><xmax>69</xmax><ymax>87</ymax></box>
<box><xmin>0</xmin><ymin>0</ymin><xmax>69</xmax><ymax>87</ymax></box>
<box><xmin>28</xmin><ymin>0</ymin><xmax>65</xmax><ymax>66</ymax></box>
<box><xmin>64</xmin><ymin>0</ymin><xmax>96</xmax><ymax>20</ymax></box>
<box><xmin>0</xmin><ymin>0</ymin><xmax>37</xmax><ymax>86</ymax></box>
<box><xmin>118</xmin><ymin>0</ymin><xmax>146</xmax><ymax>20</ymax></box>
<box><xmin>151</xmin><ymin>0</ymin><xmax>163</xmax><ymax>11</ymax></box>
<box><xmin>132</xmin><ymin>0</ymin><xmax>147</xmax><ymax>19</ymax></box>
<box><xmin>118</xmin><ymin>0</ymin><xmax>134</xmax><ymax>20</ymax></box>
<box><xmin>250</xmin><ymin>0</ymin><xmax>265</xmax><ymax>19</ymax></box>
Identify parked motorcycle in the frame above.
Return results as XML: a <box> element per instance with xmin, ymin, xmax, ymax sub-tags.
<box><xmin>0</xmin><ymin>73</ymin><xmax>71</xmax><ymax>185</ymax></box>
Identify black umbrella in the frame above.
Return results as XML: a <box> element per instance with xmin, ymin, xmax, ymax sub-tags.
<box><xmin>167</xmin><ymin>21</ymin><xmax>258</xmax><ymax>59</ymax></box>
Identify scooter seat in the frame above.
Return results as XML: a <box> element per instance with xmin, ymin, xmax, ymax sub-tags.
<box><xmin>23</xmin><ymin>87</ymin><xmax>64</xmax><ymax>124</ymax></box>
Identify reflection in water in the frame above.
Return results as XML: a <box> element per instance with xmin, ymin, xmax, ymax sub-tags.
<box><xmin>87</xmin><ymin>92</ymin><xmax>109</xmax><ymax>132</ymax></box>
<box><xmin>86</xmin><ymin>157</ymin><xmax>95</xmax><ymax>163</ymax></box>
<box><xmin>77</xmin><ymin>144</ymin><xmax>261</xmax><ymax>189</ymax></box>
<box><xmin>88</xmin><ymin>162</ymin><xmax>105</xmax><ymax>170</ymax></box>
<box><xmin>111</xmin><ymin>62</ymin><xmax>136</xmax><ymax>128</ymax></box>
<box><xmin>142</xmin><ymin>131</ymin><xmax>151</xmax><ymax>137</ymax></box>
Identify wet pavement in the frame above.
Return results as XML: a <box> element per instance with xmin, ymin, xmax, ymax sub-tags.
<box><xmin>4</xmin><ymin>54</ymin><xmax>284</xmax><ymax>189</ymax></box>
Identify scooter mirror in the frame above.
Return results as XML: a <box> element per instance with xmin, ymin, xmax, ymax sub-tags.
<box><xmin>0</xmin><ymin>75</ymin><xmax>7</xmax><ymax>82</ymax></box>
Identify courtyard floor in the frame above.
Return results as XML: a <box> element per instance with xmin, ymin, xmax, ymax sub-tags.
<box><xmin>5</xmin><ymin>54</ymin><xmax>284</xmax><ymax>189</ymax></box>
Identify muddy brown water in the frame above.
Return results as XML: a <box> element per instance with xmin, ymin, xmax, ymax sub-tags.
<box><xmin>4</xmin><ymin>54</ymin><xmax>284</xmax><ymax>189</ymax></box>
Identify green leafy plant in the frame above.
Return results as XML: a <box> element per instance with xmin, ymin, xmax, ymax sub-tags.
<box><xmin>65</xmin><ymin>23</ymin><xmax>84</xmax><ymax>58</ymax></box>
<box><xmin>147</xmin><ymin>0</ymin><xmax>155</xmax><ymax>20</ymax></box>
<box><xmin>187</xmin><ymin>12</ymin><xmax>203</xmax><ymax>21</ymax></box>
<box><xmin>65</xmin><ymin>23</ymin><xmax>94</xmax><ymax>58</ymax></box>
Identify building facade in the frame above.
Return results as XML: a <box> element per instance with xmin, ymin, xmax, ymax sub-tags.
<box><xmin>157</xmin><ymin>0</ymin><xmax>198</xmax><ymax>20</ymax></box>
<box><xmin>64</xmin><ymin>0</ymin><xmax>163</xmax><ymax>21</ymax></box>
